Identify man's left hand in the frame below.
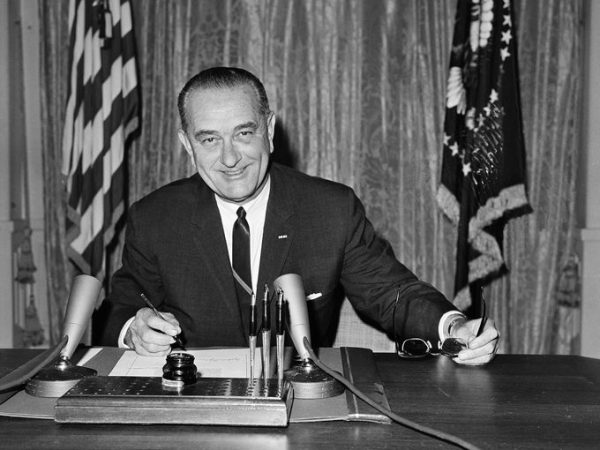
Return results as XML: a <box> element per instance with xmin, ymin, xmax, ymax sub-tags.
<box><xmin>451</xmin><ymin>319</ymin><xmax>500</xmax><ymax>365</ymax></box>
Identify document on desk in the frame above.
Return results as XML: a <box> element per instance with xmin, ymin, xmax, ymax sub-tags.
<box><xmin>110</xmin><ymin>348</ymin><xmax>262</xmax><ymax>378</ymax></box>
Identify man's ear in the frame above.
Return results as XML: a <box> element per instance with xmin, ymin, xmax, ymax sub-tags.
<box><xmin>267</xmin><ymin>112</ymin><xmax>276</xmax><ymax>154</ymax></box>
<box><xmin>178</xmin><ymin>129</ymin><xmax>196</xmax><ymax>168</ymax></box>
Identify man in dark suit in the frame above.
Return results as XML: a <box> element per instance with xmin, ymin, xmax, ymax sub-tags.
<box><xmin>98</xmin><ymin>67</ymin><xmax>499</xmax><ymax>365</ymax></box>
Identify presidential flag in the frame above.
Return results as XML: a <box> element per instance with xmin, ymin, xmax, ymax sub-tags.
<box><xmin>62</xmin><ymin>0</ymin><xmax>140</xmax><ymax>283</ymax></box>
<box><xmin>437</xmin><ymin>0</ymin><xmax>531</xmax><ymax>311</ymax></box>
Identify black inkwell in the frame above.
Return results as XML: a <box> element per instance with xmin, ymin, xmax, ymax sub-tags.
<box><xmin>162</xmin><ymin>352</ymin><xmax>197</xmax><ymax>390</ymax></box>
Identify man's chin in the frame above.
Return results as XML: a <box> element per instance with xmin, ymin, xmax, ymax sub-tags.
<box><xmin>216</xmin><ymin>189</ymin><xmax>254</xmax><ymax>204</ymax></box>
<box><xmin>215</xmin><ymin>179</ymin><xmax>268</xmax><ymax>204</ymax></box>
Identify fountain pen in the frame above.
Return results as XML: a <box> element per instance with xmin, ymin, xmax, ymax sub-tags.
<box><xmin>261</xmin><ymin>284</ymin><xmax>271</xmax><ymax>379</ymax></box>
<box><xmin>249</xmin><ymin>292</ymin><xmax>257</xmax><ymax>381</ymax></box>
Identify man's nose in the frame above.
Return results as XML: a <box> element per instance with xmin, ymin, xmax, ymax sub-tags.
<box><xmin>220</xmin><ymin>138</ymin><xmax>241</xmax><ymax>167</ymax></box>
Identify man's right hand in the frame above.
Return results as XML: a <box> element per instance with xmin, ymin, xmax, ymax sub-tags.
<box><xmin>124</xmin><ymin>307</ymin><xmax>182</xmax><ymax>356</ymax></box>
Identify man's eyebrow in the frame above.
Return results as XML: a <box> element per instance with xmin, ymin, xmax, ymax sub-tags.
<box><xmin>193</xmin><ymin>121</ymin><xmax>259</xmax><ymax>141</ymax></box>
<box><xmin>194</xmin><ymin>129</ymin><xmax>219</xmax><ymax>140</ymax></box>
<box><xmin>234</xmin><ymin>121</ymin><xmax>259</xmax><ymax>131</ymax></box>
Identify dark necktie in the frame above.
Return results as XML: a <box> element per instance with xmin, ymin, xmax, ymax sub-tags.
<box><xmin>232</xmin><ymin>206</ymin><xmax>252</xmax><ymax>303</ymax></box>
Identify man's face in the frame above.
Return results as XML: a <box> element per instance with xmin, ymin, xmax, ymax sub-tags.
<box><xmin>178</xmin><ymin>85</ymin><xmax>275</xmax><ymax>203</ymax></box>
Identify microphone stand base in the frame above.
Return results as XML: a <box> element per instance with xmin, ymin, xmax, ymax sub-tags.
<box><xmin>284</xmin><ymin>359</ymin><xmax>344</xmax><ymax>399</ymax></box>
<box><xmin>25</xmin><ymin>357</ymin><xmax>97</xmax><ymax>398</ymax></box>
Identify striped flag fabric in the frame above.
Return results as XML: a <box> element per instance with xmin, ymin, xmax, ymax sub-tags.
<box><xmin>62</xmin><ymin>0</ymin><xmax>140</xmax><ymax>283</ymax></box>
<box><xmin>437</xmin><ymin>0</ymin><xmax>531</xmax><ymax>311</ymax></box>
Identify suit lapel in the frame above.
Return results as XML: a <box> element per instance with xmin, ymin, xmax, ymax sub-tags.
<box><xmin>189</xmin><ymin>176</ymin><xmax>243</xmax><ymax>328</ymax></box>
<box><xmin>257</xmin><ymin>165</ymin><xmax>295</xmax><ymax>292</ymax></box>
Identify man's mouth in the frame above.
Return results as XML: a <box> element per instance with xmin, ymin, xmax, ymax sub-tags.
<box><xmin>222</xmin><ymin>167</ymin><xmax>246</xmax><ymax>177</ymax></box>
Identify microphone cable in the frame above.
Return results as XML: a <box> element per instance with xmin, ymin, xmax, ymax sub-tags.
<box><xmin>303</xmin><ymin>337</ymin><xmax>481</xmax><ymax>450</ymax></box>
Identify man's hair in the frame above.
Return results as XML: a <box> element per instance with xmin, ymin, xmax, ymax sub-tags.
<box><xmin>177</xmin><ymin>66</ymin><xmax>270</xmax><ymax>131</ymax></box>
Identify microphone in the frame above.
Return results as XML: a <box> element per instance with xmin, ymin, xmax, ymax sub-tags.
<box><xmin>272</xmin><ymin>274</ymin><xmax>310</xmax><ymax>360</ymax></box>
<box><xmin>60</xmin><ymin>274</ymin><xmax>103</xmax><ymax>360</ymax></box>
<box><xmin>272</xmin><ymin>274</ymin><xmax>344</xmax><ymax>399</ymax></box>
<box><xmin>25</xmin><ymin>274</ymin><xmax>102</xmax><ymax>397</ymax></box>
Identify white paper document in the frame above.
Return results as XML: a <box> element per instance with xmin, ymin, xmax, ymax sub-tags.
<box><xmin>109</xmin><ymin>348</ymin><xmax>263</xmax><ymax>378</ymax></box>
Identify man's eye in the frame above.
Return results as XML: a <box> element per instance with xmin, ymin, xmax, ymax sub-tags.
<box><xmin>201</xmin><ymin>136</ymin><xmax>218</xmax><ymax>145</ymax></box>
<box><xmin>234</xmin><ymin>130</ymin><xmax>255</xmax><ymax>142</ymax></box>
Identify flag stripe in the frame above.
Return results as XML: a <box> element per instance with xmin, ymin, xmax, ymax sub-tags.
<box><xmin>62</xmin><ymin>0</ymin><xmax>140</xmax><ymax>281</ymax></box>
<box><xmin>73</xmin><ymin>93</ymin><xmax>133</xmax><ymax>215</ymax></box>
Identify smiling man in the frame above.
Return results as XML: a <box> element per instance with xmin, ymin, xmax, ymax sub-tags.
<box><xmin>98</xmin><ymin>67</ymin><xmax>499</xmax><ymax>365</ymax></box>
<box><xmin>178</xmin><ymin>81</ymin><xmax>275</xmax><ymax>203</ymax></box>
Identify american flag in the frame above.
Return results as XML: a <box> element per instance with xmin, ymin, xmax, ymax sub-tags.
<box><xmin>437</xmin><ymin>0</ymin><xmax>531</xmax><ymax>312</ymax></box>
<box><xmin>62</xmin><ymin>0</ymin><xmax>140</xmax><ymax>283</ymax></box>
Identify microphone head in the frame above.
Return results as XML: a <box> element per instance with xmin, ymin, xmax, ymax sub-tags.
<box><xmin>273</xmin><ymin>274</ymin><xmax>310</xmax><ymax>360</ymax></box>
<box><xmin>61</xmin><ymin>275</ymin><xmax>102</xmax><ymax>359</ymax></box>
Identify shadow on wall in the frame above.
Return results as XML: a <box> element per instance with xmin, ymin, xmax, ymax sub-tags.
<box><xmin>272</xmin><ymin>122</ymin><xmax>297</xmax><ymax>169</ymax></box>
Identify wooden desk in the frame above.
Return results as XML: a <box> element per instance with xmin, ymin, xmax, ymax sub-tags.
<box><xmin>1</xmin><ymin>350</ymin><xmax>599</xmax><ymax>449</ymax></box>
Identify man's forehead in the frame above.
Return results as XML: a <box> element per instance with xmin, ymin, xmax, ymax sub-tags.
<box><xmin>188</xmin><ymin>85</ymin><xmax>258</xmax><ymax>111</ymax></box>
<box><xmin>185</xmin><ymin>85</ymin><xmax>261</xmax><ymax>128</ymax></box>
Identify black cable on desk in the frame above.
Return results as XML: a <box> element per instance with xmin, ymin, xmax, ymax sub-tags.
<box><xmin>303</xmin><ymin>337</ymin><xmax>480</xmax><ymax>450</ymax></box>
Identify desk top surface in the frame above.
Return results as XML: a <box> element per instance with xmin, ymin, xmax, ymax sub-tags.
<box><xmin>1</xmin><ymin>349</ymin><xmax>599</xmax><ymax>450</ymax></box>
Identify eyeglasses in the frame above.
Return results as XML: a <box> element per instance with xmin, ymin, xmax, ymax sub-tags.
<box><xmin>396</xmin><ymin>337</ymin><xmax>440</xmax><ymax>359</ymax></box>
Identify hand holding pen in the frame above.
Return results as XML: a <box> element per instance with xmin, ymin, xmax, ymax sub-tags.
<box><xmin>441</xmin><ymin>295</ymin><xmax>499</xmax><ymax>365</ymax></box>
<box><xmin>140</xmin><ymin>293</ymin><xmax>186</xmax><ymax>350</ymax></box>
<box><xmin>124</xmin><ymin>292</ymin><xmax>184</xmax><ymax>356</ymax></box>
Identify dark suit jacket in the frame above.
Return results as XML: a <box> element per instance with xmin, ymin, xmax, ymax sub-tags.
<box><xmin>97</xmin><ymin>163</ymin><xmax>456</xmax><ymax>348</ymax></box>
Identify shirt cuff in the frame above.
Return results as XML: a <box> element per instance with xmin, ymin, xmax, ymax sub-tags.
<box><xmin>438</xmin><ymin>311</ymin><xmax>467</xmax><ymax>342</ymax></box>
<box><xmin>118</xmin><ymin>317</ymin><xmax>135</xmax><ymax>348</ymax></box>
